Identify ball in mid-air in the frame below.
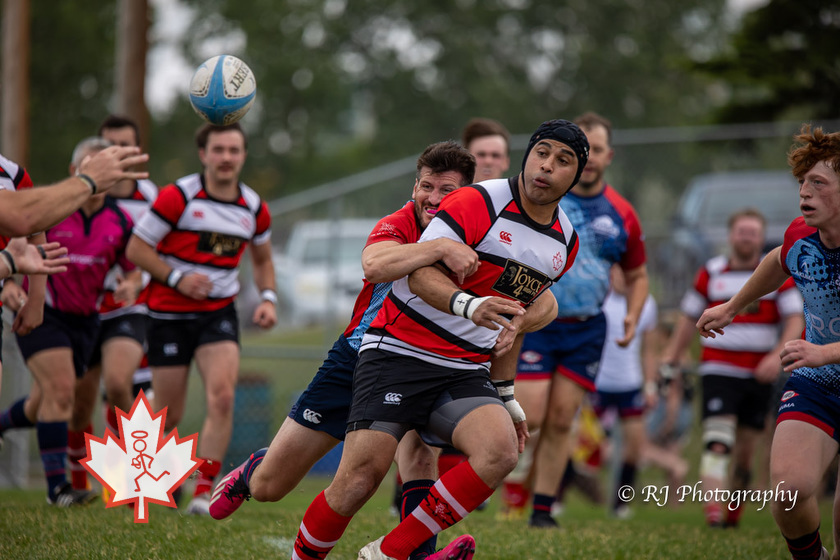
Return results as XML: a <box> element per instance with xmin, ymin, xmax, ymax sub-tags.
<box><xmin>189</xmin><ymin>55</ymin><xmax>256</xmax><ymax>125</ymax></box>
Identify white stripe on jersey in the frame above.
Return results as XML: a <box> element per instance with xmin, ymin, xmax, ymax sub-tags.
<box><xmin>160</xmin><ymin>254</ymin><xmax>240</xmax><ymax>299</ymax></box>
<box><xmin>0</xmin><ymin>154</ymin><xmax>23</xmax><ymax>191</ymax></box>
<box><xmin>134</xmin><ymin>210</ymin><xmax>171</xmax><ymax>247</ymax></box>
<box><xmin>360</xmin><ymin>332</ymin><xmax>488</xmax><ymax>371</ymax></box>
<box><xmin>700</xmin><ymin>322</ymin><xmax>785</xmax><ymax>353</ymax></box>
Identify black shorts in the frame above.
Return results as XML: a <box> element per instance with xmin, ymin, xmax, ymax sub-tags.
<box><xmin>147</xmin><ymin>303</ymin><xmax>239</xmax><ymax>367</ymax></box>
<box><xmin>347</xmin><ymin>348</ymin><xmax>502</xmax><ymax>445</ymax></box>
<box><xmin>701</xmin><ymin>374</ymin><xmax>774</xmax><ymax>430</ymax></box>
<box><xmin>15</xmin><ymin>306</ymin><xmax>100</xmax><ymax>379</ymax></box>
<box><xmin>88</xmin><ymin>313</ymin><xmax>148</xmax><ymax>367</ymax></box>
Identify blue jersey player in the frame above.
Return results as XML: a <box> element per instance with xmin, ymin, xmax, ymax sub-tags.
<box><xmin>698</xmin><ymin>125</ymin><xmax>840</xmax><ymax>560</ymax></box>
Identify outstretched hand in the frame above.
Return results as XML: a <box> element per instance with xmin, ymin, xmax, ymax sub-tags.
<box><xmin>5</xmin><ymin>238</ymin><xmax>69</xmax><ymax>276</ymax></box>
<box><xmin>79</xmin><ymin>146</ymin><xmax>149</xmax><ymax>194</ymax></box>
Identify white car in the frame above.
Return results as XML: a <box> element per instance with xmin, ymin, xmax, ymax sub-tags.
<box><xmin>276</xmin><ymin>218</ymin><xmax>380</xmax><ymax>326</ymax></box>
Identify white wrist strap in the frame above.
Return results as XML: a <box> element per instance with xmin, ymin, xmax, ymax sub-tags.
<box><xmin>449</xmin><ymin>291</ymin><xmax>492</xmax><ymax>321</ymax></box>
<box><xmin>166</xmin><ymin>269</ymin><xmax>183</xmax><ymax>289</ymax></box>
<box><xmin>492</xmin><ymin>379</ymin><xmax>526</xmax><ymax>423</ymax></box>
<box><xmin>260</xmin><ymin>289</ymin><xmax>278</xmax><ymax>304</ymax></box>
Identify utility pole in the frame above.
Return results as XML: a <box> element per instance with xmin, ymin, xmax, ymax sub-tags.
<box><xmin>115</xmin><ymin>0</ymin><xmax>150</xmax><ymax>150</ymax></box>
<box><xmin>1</xmin><ymin>0</ymin><xmax>31</xmax><ymax>165</ymax></box>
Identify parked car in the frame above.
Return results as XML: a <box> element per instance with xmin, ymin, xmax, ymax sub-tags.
<box><xmin>275</xmin><ymin>218</ymin><xmax>380</xmax><ymax>326</ymax></box>
<box><xmin>656</xmin><ymin>170</ymin><xmax>801</xmax><ymax>309</ymax></box>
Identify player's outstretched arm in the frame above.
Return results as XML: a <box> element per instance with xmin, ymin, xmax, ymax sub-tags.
<box><xmin>697</xmin><ymin>246</ymin><xmax>789</xmax><ymax>338</ymax></box>
<box><xmin>363</xmin><ymin>237</ymin><xmax>479</xmax><ymax>284</ymax></box>
<box><xmin>0</xmin><ymin>147</ymin><xmax>149</xmax><ymax>238</ymax></box>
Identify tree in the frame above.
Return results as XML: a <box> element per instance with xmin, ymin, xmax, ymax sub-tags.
<box><xmin>694</xmin><ymin>0</ymin><xmax>840</xmax><ymax>122</ymax></box>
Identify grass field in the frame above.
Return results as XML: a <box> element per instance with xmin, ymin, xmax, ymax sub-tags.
<box><xmin>0</xmin><ymin>326</ymin><xmax>834</xmax><ymax>558</ymax></box>
<box><xmin>0</xmin><ymin>475</ymin><xmax>831</xmax><ymax>559</ymax></box>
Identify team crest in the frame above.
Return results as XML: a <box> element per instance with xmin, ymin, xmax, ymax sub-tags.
<box><xmin>780</xmin><ymin>390</ymin><xmax>798</xmax><ymax>402</ymax></box>
<box><xmin>552</xmin><ymin>252</ymin><xmax>564</xmax><ymax>271</ymax></box>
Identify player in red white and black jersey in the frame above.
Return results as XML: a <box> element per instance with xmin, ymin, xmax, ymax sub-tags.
<box><xmin>93</xmin><ymin>116</ymin><xmax>158</xmax><ymax>424</ymax></box>
<box><xmin>663</xmin><ymin>208</ymin><xmax>803</xmax><ymax>528</ymax></box>
<box><xmin>290</xmin><ymin>119</ymin><xmax>586</xmax><ymax>560</ymax></box>
<box><xmin>126</xmin><ymin>122</ymin><xmax>276</xmax><ymax>516</ymax></box>
<box><xmin>698</xmin><ymin>126</ymin><xmax>840</xmax><ymax>560</ymax></box>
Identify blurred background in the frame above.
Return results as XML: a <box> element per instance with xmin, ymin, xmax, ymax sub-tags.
<box><xmin>1</xmin><ymin>0</ymin><xmax>838</xmax><ymax>486</ymax></box>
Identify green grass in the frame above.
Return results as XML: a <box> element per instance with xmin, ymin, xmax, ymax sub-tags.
<box><xmin>0</xmin><ymin>476</ymin><xmax>831</xmax><ymax>559</ymax></box>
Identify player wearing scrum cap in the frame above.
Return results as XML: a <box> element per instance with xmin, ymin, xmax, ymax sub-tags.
<box><xmin>290</xmin><ymin>119</ymin><xmax>587</xmax><ymax>560</ymax></box>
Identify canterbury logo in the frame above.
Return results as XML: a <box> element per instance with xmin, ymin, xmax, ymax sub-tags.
<box><xmin>499</xmin><ymin>231</ymin><xmax>513</xmax><ymax>245</ymax></box>
<box><xmin>302</xmin><ymin>409</ymin><xmax>321</xmax><ymax>424</ymax></box>
<box><xmin>383</xmin><ymin>393</ymin><xmax>402</xmax><ymax>405</ymax></box>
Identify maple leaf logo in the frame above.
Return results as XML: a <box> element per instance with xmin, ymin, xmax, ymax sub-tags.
<box><xmin>81</xmin><ymin>390</ymin><xmax>203</xmax><ymax>523</ymax></box>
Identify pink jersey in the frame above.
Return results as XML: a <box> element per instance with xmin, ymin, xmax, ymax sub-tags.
<box><xmin>41</xmin><ymin>198</ymin><xmax>134</xmax><ymax>316</ymax></box>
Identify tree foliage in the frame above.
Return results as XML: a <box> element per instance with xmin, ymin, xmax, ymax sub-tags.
<box><xmin>23</xmin><ymin>2</ymin><xmax>117</xmax><ymax>183</ymax></box>
<box><xmin>694</xmin><ymin>0</ymin><xmax>840</xmax><ymax>122</ymax></box>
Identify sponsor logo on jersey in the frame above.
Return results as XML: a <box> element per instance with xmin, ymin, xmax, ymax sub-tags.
<box><xmin>383</xmin><ymin>392</ymin><xmax>402</xmax><ymax>405</ymax></box>
<box><xmin>197</xmin><ymin>231</ymin><xmax>245</xmax><ymax>257</ymax></box>
<box><xmin>303</xmin><ymin>409</ymin><xmax>322</xmax><ymax>424</ymax></box>
<box><xmin>781</xmin><ymin>390</ymin><xmax>798</xmax><ymax>402</ymax></box>
<box><xmin>492</xmin><ymin>259</ymin><xmax>550</xmax><ymax>304</ymax></box>
<box><xmin>499</xmin><ymin>231</ymin><xmax>513</xmax><ymax>245</ymax></box>
<box><xmin>778</xmin><ymin>402</ymin><xmax>795</xmax><ymax>412</ymax></box>
<box><xmin>193</xmin><ymin>210</ymin><xmax>204</xmax><ymax>218</ymax></box>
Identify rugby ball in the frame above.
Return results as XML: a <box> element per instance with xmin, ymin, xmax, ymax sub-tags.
<box><xmin>189</xmin><ymin>55</ymin><xmax>256</xmax><ymax>125</ymax></box>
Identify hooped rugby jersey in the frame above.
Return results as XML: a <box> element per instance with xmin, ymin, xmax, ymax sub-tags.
<box><xmin>552</xmin><ymin>185</ymin><xmax>645</xmax><ymax>318</ymax></box>
<box><xmin>99</xmin><ymin>179</ymin><xmax>159</xmax><ymax>319</ymax></box>
<box><xmin>342</xmin><ymin>201</ymin><xmax>422</xmax><ymax>350</ymax></box>
<box><xmin>0</xmin><ymin>153</ymin><xmax>34</xmax><ymax>250</ymax></box>
<box><xmin>361</xmin><ymin>177</ymin><xmax>578</xmax><ymax>370</ymax></box>
<box><xmin>781</xmin><ymin>217</ymin><xmax>840</xmax><ymax>396</ymax></box>
<box><xmin>681</xmin><ymin>254</ymin><xmax>802</xmax><ymax>378</ymax></box>
<box><xmin>133</xmin><ymin>173</ymin><xmax>271</xmax><ymax>316</ymax></box>
<box><xmin>39</xmin><ymin>198</ymin><xmax>135</xmax><ymax>316</ymax></box>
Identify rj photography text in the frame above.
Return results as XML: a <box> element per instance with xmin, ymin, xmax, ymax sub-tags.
<box><xmin>617</xmin><ymin>481</ymin><xmax>798</xmax><ymax>512</ymax></box>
